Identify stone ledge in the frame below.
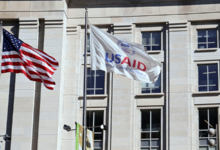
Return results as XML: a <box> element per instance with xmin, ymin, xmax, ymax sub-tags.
<box><xmin>147</xmin><ymin>50</ymin><xmax>162</xmax><ymax>54</ymax></box>
<box><xmin>135</xmin><ymin>93</ymin><xmax>164</xmax><ymax>98</ymax></box>
<box><xmin>78</xmin><ymin>95</ymin><xmax>108</xmax><ymax>100</ymax></box>
<box><xmin>192</xmin><ymin>91</ymin><xmax>220</xmax><ymax>96</ymax></box>
<box><xmin>195</xmin><ymin>48</ymin><xmax>218</xmax><ymax>52</ymax></box>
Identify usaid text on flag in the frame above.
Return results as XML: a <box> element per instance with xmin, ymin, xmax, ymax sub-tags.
<box><xmin>90</xmin><ymin>24</ymin><xmax>161</xmax><ymax>84</ymax></box>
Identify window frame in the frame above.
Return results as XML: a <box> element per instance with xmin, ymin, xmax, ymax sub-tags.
<box><xmin>197</xmin><ymin>29</ymin><xmax>218</xmax><ymax>50</ymax></box>
<box><xmin>141</xmin><ymin>31</ymin><xmax>163</xmax><ymax>53</ymax></box>
<box><xmin>86</xmin><ymin>108</ymin><xmax>106</xmax><ymax>150</ymax></box>
<box><xmin>192</xmin><ymin>21</ymin><xmax>220</xmax><ymax>52</ymax></box>
<box><xmin>194</xmin><ymin>61</ymin><xmax>220</xmax><ymax>93</ymax></box>
<box><xmin>86</xmin><ymin>67</ymin><xmax>107</xmax><ymax>95</ymax></box>
<box><xmin>139</xmin><ymin>107</ymin><xmax>163</xmax><ymax>150</ymax></box>
<box><xmin>198</xmin><ymin>107</ymin><xmax>219</xmax><ymax>150</ymax></box>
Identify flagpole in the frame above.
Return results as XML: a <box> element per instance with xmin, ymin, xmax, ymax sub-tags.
<box><xmin>82</xmin><ymin>7</ymin><xmax>88</xmax><ymax>150</ymax></box>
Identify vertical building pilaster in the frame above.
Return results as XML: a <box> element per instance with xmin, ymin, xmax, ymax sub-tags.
<box><xmin>61</xmin><ymin>25</ymin><xmax>80</xmax><ymax>150</ymax></box>
<box><xmin>37</xmin><ymin>18</ymin><xmax>66</xmax><ymax>150</ymax></box>
<box><xmin>10</xmin><ymin>18</ymin><xmax>39</xmax><ymax>150</ymax></box>
<box><xmin>167</xmin><ymin>21</ymin><xmax>193</xmax><ymax>150</ymax></box>
<box><xmin>111</xmin><ymin>23</ymin><xmax>136</xmax><ymax>150</ymax></box>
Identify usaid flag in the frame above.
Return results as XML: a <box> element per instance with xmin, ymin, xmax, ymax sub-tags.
<box><xmin>90</xmin><ymin>24</ymin><xmax>162</xmax><ymax>83</ymax></box>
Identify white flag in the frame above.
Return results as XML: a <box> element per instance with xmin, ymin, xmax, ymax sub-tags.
<box><xmin>90</xmin><ymin>24</ymin><xmax>162</xmax><ymax>83</ymax></box>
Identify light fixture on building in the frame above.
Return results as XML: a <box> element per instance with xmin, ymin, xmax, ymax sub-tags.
<box><xmin>100</xmin><ymin>124</ymin><xmax>107</xmax><ymax>130</ymax></box>
<box><xmin>208</xmin><ymin>139</ymin><xmax>216</xmax><ymax>147</ymax></box>
<box><xmin>0</xmin><ymin>134</ymin><xmax>11</xmax><ymax>142</ymax></box>
<box><xmin>3</xmin><ymin>134</ymin><xmax>10</xmax><ymax>142</ymax></box>
<box><xmin>207</xmin><ymin>128</ymin><xmax>216</xmax><ymax>147</ymax></box>
<box><xmin>63</xmin><ymin>124</ymin><xmax>72</xmax><ymax>132</ymax></box>
<box><xmin>208</xmin><ymin>128</ymin><xmax>216</xmax><ymax>137</ymax></box>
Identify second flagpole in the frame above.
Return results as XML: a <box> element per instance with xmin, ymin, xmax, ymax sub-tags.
<box><xmin>82</xmin><ymin>7</ymin><xmax>88</xmax><ymax>150</ymax></box>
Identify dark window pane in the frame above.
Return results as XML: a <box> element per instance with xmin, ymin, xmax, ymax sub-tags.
<box><xmin>144</xmin><ymin>46</ymin><xmax>151</xmax><ymax>51</ymax></box>
<box><xmin>199</xmin><ymin>131</ymin><xmax>208</xmax><ymax>137</ymax></box>
<box><xmin>198</xmin><ymin>65</ymin><xmax>207</xmax><ymax>86</ymax></box>
<box><xmin>141</xmin><ymin>110</ymin><xmax>150</xmax><ymax>131</ymax></box>
<box><xmin>87</xmin><ymin>90</ymin><xmax>94</xmax><ymax>95</ymax></box>
<box><xmin>209</xmin><ymin>85</ymin><xmax>218</xmax><ymax>91</ymax></box>
<box><xmin>87</xmin><ymin>77</ymin><xmax>94</xmax><ymax>89</ymax></box>
<box><xmin>87</xmin><ymin>111</ymin><xmax>93</xmax><ymax>128</ymax></box>
<box><xmin>152</xmin><ymin>46</ymin><xmax>160</xmax><ymax>50</ymax></box>
<box><xmin>142</xmin><ymin>88</ymin><xmax>151</xmax><ymax>93</ymax></box>
<box><xmin>94</xmin><ymin>111</ymin><xmax>103</xmax><ymax>132</ymax></box>
<box><xmin>95</xmin><ymin>70</ymin><xmax>105</xmax><ymax>88</ymax></box>
<box><xmin>199</xmin><ymin>86</ymin><xmax>207</xmax><ymax>92</ymax></box>
<box><xmin>141</xmin><ymin>140</ymin><xmax>150</xmax><ymax>147</ymax></box>
<box><xmin>151</xmin><ymin>132</ymin><xmax>160</xmax><ymax>138</ymax></box>
<box><xmin>198</xmin><ymin>30</ymin><xmax>206</xmax><ymax>43</ymax></box>
<box><xmin>142</xmin><ymin>32</ymin><xmax>151</xmax><ymax>46</ymax></box>
<box><xmin>95</xmin><ymin>90</ymin><xmax>104</xmax><ymax>95</ymax></box>
<box><xmin>209</xmin><ymin>108</ymin><xmax>218</xmax><ymax>129</ymax></box>
<box><xmin>151</xmin><ymin>140</ymin><xmax>160</xmax><ymax>146</ymax></box>
<box><xmin>198</xmin><ymin>44</ymin><xmax>207</xmax><ymax>49</ymax></box>
<box><xmin>208</xmin><ymin>64</ymin><xmax>218</xmax><ymax>73</ymax></box>
<box><xmin>208</xmin><ymin>43</ymin><xmax>217</xmax><ymax>48</ymax></box>
<box><xmin>152</xmin><ymin>32</ymin><xmax>161</xmax><ymax>50</ymax></box>
<box><xmin>208</xmin><ymin>64</ymin><xmax>218</xmax><ymax>91</ymax></box>
<box><xmin>152</xmin><ymin>88</ymin><xmax>161</xmax><ymax>93</ymax></box>
<box><xmin>208</xmin><ymin>30</ymin><xmax>217</xmax><ymax>43</ymax></box>
<box><xmin>199</xmin><ymin>109</ymin><xmax>208</xmax><ymax>129</ymax></box>
<box><xmin>152</xmin><ymin>32</ymin><xmax>161</xmax><ymax>45</ymax></box>
<box><xmin>208</xmin><ymin>73</ymin><xmax>218</xmax><ymax>85</ymax></box>
<box><xmin>94</xmin><ymin>134</ymin><xmax>102</xmax><ymax>140</ymax></box>
<box><xmin>87</xmin><ymin>68</ymin><xmax>94</xmax><ymax>88</ymax></box>
<box><xmin>141</xmin><ymin>133</ymin><xmax>150</xmax><ymax>139</ymax></box>
<box><xmin>152</xmin><ymin>110</ymin><xmax>160</xmax><ymax>131</ymax></box>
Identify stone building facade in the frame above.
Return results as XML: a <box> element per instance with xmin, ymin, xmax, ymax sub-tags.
<box><xmin>0</xmin><ymin>0</ymin><xmax>220</xmax><ymax>150</ymax></box>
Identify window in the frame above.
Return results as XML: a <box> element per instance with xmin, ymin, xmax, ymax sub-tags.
<box><xmin>87</xmin><ymin>34</ymin><xmax>90</xmax><ymax>53</ymax></box>
<box><xmin>141</xmin><ymin>74</ymin><xmax>161</xmax><ymax>93</ymax></box>
<box><xmin>198</xmin><ymin>64</ymin><xmax>218</xmax><ymax>92</ymax></box>
<box><xmin>142</xmin><ymin>32</ymin><xmax>161</xmax><ymax>51</ymax></box>
<box><xmin>87</xmin><ymin>68</ymin><xmax>105</xmax><ymax>95</ymax></box>
<box><xmin>141</xmin><ymin>109</ymin><xmax>160</xmax><ymax>150</ymax></box>
<box><xmin>198</xmin><ymin>29</ymin><xmax>217</xmax><ymax>49</ymax></box>
<box><xmin>87</xmin><ymin>111</ymin><xmax>104</xmax><ymax>150</ymax></box>
<box><xmin>199</xmin><ymin>108</ymin><xmax>218</xmax><ymax>150</ymax></box>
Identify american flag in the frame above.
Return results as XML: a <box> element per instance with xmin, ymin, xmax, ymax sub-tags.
<box><xmin>1</xmin><ymin>29</ymin><xmax>59</xmax><ymax>90</ymax></box>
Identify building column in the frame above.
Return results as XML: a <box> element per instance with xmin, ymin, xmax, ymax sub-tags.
<box><xmin>168</xmin><ymin>21</ymin><xmax>193</xmax><ymax>150</ymax></box>
<box><xmin>111</xmin><ymin>23</ymin><xmax>136</xmax><ymax>150</ymax></box>
<box><xmin>10</xmin><ymin>18</ymin><xmax>39</xmax><ymax>150</ymax></box>
<box><xmin>37</xmin><ymin>17</ymin><xmax>66</xmax><ymax>150</ymax></box>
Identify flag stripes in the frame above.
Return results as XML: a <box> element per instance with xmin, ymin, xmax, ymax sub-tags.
<box><xmin>2</xmin><ymin>43</ymin><xmax>58</xmax><ymax>90</ymax></box>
